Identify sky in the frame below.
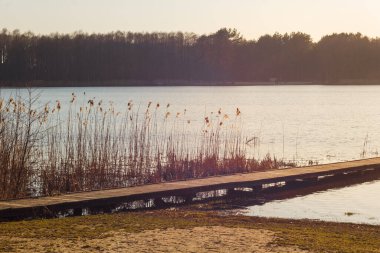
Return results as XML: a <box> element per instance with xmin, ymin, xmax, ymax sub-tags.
<box><xmin>1</xmin><ymin>0</ymin><xmax>380</xmax><ymax>41</ymax></box>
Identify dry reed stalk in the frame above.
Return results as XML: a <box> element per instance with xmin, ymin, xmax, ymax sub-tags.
<box><xmin>0</xmin><ymin>90</ymin><xmax>293</xmax><ymax>200</ymax></box>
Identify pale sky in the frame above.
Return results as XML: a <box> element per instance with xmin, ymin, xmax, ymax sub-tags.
<box><xmin>1</xmin><ymin>0</ymin><xmax>380</xmax><ymax>41</ymax></box>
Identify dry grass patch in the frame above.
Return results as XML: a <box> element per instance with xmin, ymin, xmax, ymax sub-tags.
<box><xmin>0</xmin><ymin>209</ymin><xmax>379</xmax><ymax>252</ymax></box>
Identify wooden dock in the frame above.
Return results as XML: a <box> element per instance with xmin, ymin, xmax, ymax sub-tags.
<box><xmin>1</xmin><ymin>157</ymin><xmax>380</xmax><ymax>219</ymax></box>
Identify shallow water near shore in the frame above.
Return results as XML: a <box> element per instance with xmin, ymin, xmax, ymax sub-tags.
<box><xmin>241</xmin><ymin>178</ymin><xmax>380</xmax><ymax>225</ymax></box>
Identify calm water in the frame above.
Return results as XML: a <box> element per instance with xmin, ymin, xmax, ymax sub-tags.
<box><xmin>2</xmin><ymin>85</ymin><xmax>380</xmax><ymax>164</ymax></box>
<box><xmin>243</xmin><ymin>179</ymin><xmax>380</xmax><ymax>225</ymax></box>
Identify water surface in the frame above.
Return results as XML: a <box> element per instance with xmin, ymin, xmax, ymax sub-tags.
<box><xmin>2</xmin><ymin>85</ymin><xmax>379</xmax><ymax>164</ymax></box>
<box><xmin>243</xmin><ymin>179</ymin><xmax>380</xmax><ymax>225</ymax></box>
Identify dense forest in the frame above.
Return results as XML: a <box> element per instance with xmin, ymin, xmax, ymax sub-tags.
<box><xmin>1</xmin><ymin>28</ymin><xmax>380</xmax><ymax>85</ymax></box>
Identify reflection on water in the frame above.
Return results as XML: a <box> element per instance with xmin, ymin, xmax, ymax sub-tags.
<box><xmin>243</xmin><ymin>179</ymin><xmax>380</xmax><ymax>225</ymax></box>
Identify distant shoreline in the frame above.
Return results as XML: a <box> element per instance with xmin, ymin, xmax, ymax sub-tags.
<box><xmin>1</xmin><ymin>79</ymin><xmax>380</xmax><ymax>88</ymax></box>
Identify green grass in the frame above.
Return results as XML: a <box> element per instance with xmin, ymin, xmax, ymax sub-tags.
<box><xmin>0</xmin><ymin>208</ymin><xmax>379</xmax><ymax>253</ymax></box>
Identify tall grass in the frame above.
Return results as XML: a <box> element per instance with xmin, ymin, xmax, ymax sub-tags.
<box><xmin>0</xmin><ymin>91</ymin><xmax>290</xmax><ymax>200</ymax></box>
<box><xmin>0</xmin><ymin>91</ymin><xmax>48</xmax><ymax>199</ymax></box>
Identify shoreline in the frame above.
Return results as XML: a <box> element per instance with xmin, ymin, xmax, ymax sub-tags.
<box><xmin>0</xmin><ymin>208</ymin><xmax>379</xmax><ymax>252</ymax></box>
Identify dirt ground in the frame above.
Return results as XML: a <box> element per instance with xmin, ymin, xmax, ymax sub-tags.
<box><xmin>1</xmin><ymin>209</ymin><xmax>379</xmax><ymax>253</ymax></box>
<box><xmin>1</xmin><ymin>226</ymin><xmax>308</xmax><ymax>253</ymax></box>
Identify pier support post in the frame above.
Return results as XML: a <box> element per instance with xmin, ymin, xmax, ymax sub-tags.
<box><xmin>184</xmin><ymin>194</ymin><xmax>196</xmax><ymax>203</ymax></box>
<box><xmin>227</xmin><ymin>188</ymin><xmax>238</xmax><ymax>197</ymax></box>
<box><xmin>154</xmin><ymin>197</ymin><xmax>167</xmax><ymax>208</ymax></box>
<box><xmin>73</xmin><ymin>208</ymin><xmax>82</xmax><ymax>216</ymax></box>
<box><xmin>303</xmin><ymin>177</ymin><xmax>319</xmax><ymax>185</ymax></box>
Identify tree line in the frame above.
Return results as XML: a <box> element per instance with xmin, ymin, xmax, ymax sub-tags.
<box><xmin>1</xmin><ymin>28</ymin><xmax>380</xmax><ymax>85</ymax></box>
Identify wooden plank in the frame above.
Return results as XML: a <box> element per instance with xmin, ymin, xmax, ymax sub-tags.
<box><xmin>1</xmin><ymin>157</ymin><xmax>380</xmax><ymax>216</ymax></box>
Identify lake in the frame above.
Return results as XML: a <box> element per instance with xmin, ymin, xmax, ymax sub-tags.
<box><xmin>2</xmin><ymin>85</ymin><xmax>380</xmax><ymax>164</ymax></box>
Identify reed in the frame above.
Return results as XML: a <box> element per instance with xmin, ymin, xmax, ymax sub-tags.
<box><xmin>0</xmin><ymin>91</ymin><xmax>292</xmax><ymax>200</ymax></box>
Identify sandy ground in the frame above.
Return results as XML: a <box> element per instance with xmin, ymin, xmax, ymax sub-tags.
<box><xmin>1</xmin><ymin>226</ymin><xmax>309</xmax><ymax>253</ymax></box>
